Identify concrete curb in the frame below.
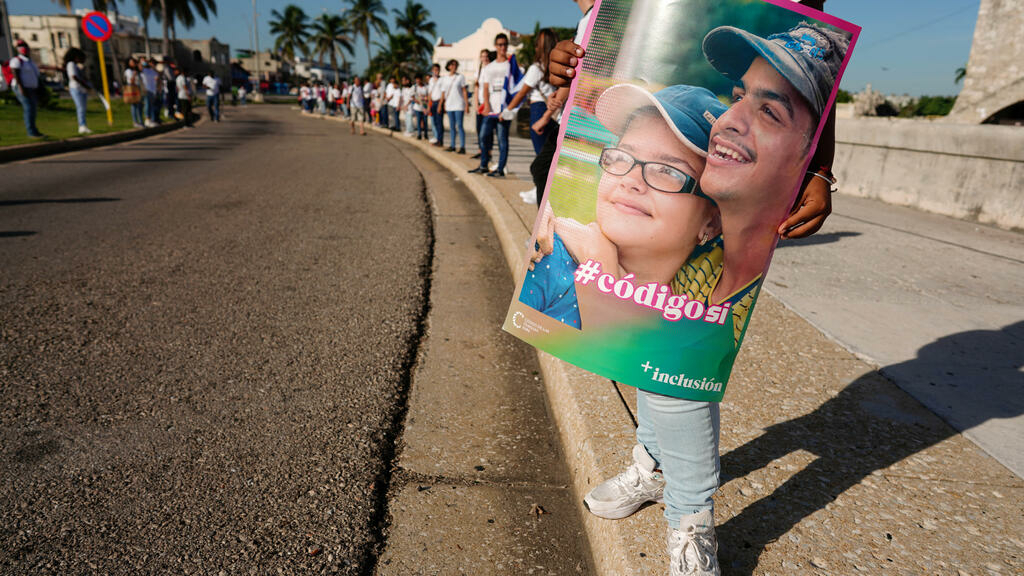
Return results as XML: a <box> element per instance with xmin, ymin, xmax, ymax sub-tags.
<box><xmin>309</xmin><ymin>113</ymin><xmax>645</xmax><ymax>575</ymax></box>
<box><xmin>0</xmin><ymin>119</ymin><xmax>189</xmax><ymax>164</ymax></box>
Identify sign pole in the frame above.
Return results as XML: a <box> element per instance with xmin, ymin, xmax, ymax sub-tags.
<box><xmin>96</xmin><ymin>40</ymin><xmax>113</xmax><ymax>126</ymax></box>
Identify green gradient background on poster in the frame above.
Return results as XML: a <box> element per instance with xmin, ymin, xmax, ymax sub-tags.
<box><xmin>504</xmin><ymin>302</ymin><xmax>738</xmax><ymax>402</ymax></box>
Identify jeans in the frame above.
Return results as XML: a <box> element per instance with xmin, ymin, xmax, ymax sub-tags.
<box><xmin>478</xmin><ymin>116</ymin><xmax>510</xmax><ymax>172</ymax></box>
<box><xmin>130</xmin><ymin>101</ymin><xmax>144</xmax><ymax>126</ymax></box>
<box><xmin>636</xmin><ymin>390</ymin><xmax>720</xmax><ymax>529</ymax></box>
<box><xmin>529</xmin><ymin>102</ymin><xmax>549</xmax><ymax>155</ymax></box>
<box><xmin>447</xmin><ymin>110</ymin><xmax>465</xmax><ymax>150</ymax></box>
<box><xmin>70</xmin><ymin>86</ymin><xmax>89</xmax><ymax>128</ymax></box>
<box><xmin>380</xmin><ymin>104</ymin><xmax>390</xmax><ymax>128</ymax></box>
<box><xmin>429</xmin><ymin>100</ymin><xmax>443</xmax><ymax>145</ymax></box>
<box><xmin>414</xmin><ymin>110</ymin><xmax>427</xmax><ymax>138</ymax></box>
<box><xmin>180</xmin><ymin>98</ymin><xmax>192</xmax><ymax>127</ymax></box>
<box><xmin>144</xmin><ymin>91</ymin><xmax>159</xmax><ymax>123</ymax></box>
<box><xmin>390</xmin><ymin>106</ymin><xmax>399</xmax><ymax>131</ymax></box>
<box><xmin>404</xmin><ymin>109</ymin><xmax>415</xmax><ymax>135</ymax></box>
<box><xmin>13</xmin><ymin>86</ymin><xmax>40</xmax><ymax>136</ymax></box>
<box><xmin>207</xmin><ymin>94</ymin><xmax>220</xmax><ymax>121</ymax></box>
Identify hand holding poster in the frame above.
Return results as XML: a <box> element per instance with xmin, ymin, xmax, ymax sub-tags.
<box><xmin>504</xmin><ymin>0</ymin><xmax>859</xmax><ymax>402</ymax></box>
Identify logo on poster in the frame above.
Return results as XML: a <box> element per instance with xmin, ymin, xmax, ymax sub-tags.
<box><xmin>512</xmin><ymin>311</ymin><xmax>524</xmax><ymax>328</ymax></box>
<box><xmin>512</xmin><ymin>310</ymin><xmax>550</xmax><ymax>335</ymax></box>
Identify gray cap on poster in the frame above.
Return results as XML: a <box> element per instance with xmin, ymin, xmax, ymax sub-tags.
<box><xmin>702</xmin><ymin>22</ymin><xmax>849</xmax><ymax>118</ymax></box>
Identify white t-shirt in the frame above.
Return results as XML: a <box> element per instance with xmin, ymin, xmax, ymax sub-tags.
<box><xmin>400</xmin><ymin>86</ymin><xmax>414</xmax><ymax>109</ymax></box>
<box><xmin>443</xmin><ymin>73</ymin><xmax>467</xmax><ymax>111</ymax></box>
<box><xmin>482</xmin><ymin>59</ymin><xmax>511</xmax><ymax>114</ymax></box>
<box><xmin>175</xmin><ymin>74</ymin><xmax>191</xmax><ymax>100</ymax></box>
<box><xmin>67</xmin><ymin>61</ymin><xmax>85</xmax><ymax>91</ymax></box>
<box><xmin>351</xmin><ymin>84</ymin><xmax>365</xmax><ymax>107</ymax></box>
<box><xmin>329</xmin><ymin>87</ymin><xmax>340</xmax><ymax>102</ymax></box>
<box><xmin>10</xmin><ymin>55</ymin><xmax>40</xmax><ymax>89</ymax></box>
<box><xmin>412</xmin><ymin>85</ymin><xmax>427</xmax><ymax>112</ymax></box>
<box><xmin>202</xmin><ymin>75</ymin><xmax>220</xmax><ymax>96</ymax></box>
<box><xmin>386</xmin><ymin>82</ymin><xmax>400</xmax><ymax>107</ymax></box>
<box><xmin>522</xmin><ymin>63</ymin><xmax>554</xmax><ymax>104</ymax></box>
<box><xmin>363</xmin><ymin>83</ymin><xmax>373</xmax><ymax>100</ymax></box>
<box><xmin>428</xmin><ymin>75</ymin><xmax>446</xmax><ymax>101</ymax></box>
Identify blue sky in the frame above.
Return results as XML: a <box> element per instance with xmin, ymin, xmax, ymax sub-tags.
<box><xmin>11</xmin><ymin>0</ymin><xmax>981</xmax><ymax>96</ymax></box>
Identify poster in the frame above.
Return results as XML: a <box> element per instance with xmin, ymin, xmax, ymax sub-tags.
<box><xmin>503</xmin><ymin>0</ymin><xmax>860</xmax><ymax>402</ymax></box>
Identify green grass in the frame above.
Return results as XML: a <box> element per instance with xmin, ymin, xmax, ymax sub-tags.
<box><xmin>0</xmin><ymin>95</ymin><xmax>140</xmax><ymax>147</ymax></box>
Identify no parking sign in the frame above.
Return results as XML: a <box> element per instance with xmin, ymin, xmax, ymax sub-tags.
<box><xmin>81</xmin><ymin>11</ymin><xmax>114</xmax><ymax>126</ymax></box>
<box><xmin>81</xmin><ymin>11</ymin><xmax>113</xmax><ymax>42</ymax></box>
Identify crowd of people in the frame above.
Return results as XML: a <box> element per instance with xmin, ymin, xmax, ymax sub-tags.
<box><xmin>2</xmin><ymin>37</ymin><xmax>228</xmax><ymax>139</ymax></box>
<box><xmin>296</xmin><ymin>27</ymin><xmax>567</xmax><ymax>191</ymax></box>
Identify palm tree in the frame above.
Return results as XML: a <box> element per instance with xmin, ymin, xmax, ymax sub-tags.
<box><xmin>391</xmin><ymin>0</ymin><xmax>435</xmax><ymax>62</ymax></box>
<box><xmin>166</xmin><ymin>0</ymin><xmax>217</xmax><ymax>43</ymax></box>
<box><xmin>344</xmin><ymin>0</ymin><xmax>388</xmax><ymax>71</ymax></box>
<box><xmin>136</xmin><ymin>0</ymin><xmax>157</xmax><ymax>56</ymax></box>
<box><xmin>310</xmin><ymin>14</ymin><xmax>354</xmax><ymax>83</ymax></box>
<box><xmin>371</xmin><ymin>33</ymin><xmax>417</xmax><ymax>79</ymax></box>
<box><xmin>269</xmin><ymin>4</ymin><xmax>310</xmax><ymax>64</ymax></box>
<box><xmin>50</xmin><ymin>0</ymin><xmax>73</xmax><ymax>14</ymax></box>
<box><xmin>954</xmin><ymin>65</ymin><xmax>967</xmax><ymax>84</ymax></box>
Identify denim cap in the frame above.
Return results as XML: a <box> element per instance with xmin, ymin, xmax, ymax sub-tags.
<box><xmin>702</xmin><ymin>22</ymin><xmax>849</xmax><ymax>118</ymax></box>
<box><xmin>595</xmin><ymin>83</ymin><xmax>728</xmax><ymax>158</ymax></box>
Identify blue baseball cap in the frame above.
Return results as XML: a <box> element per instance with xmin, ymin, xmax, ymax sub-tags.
<box><xmin>702</xmin><ymin>22</ymin><xmax>850</xmax><ymax>118</ymax></box>
<box><xmin>595</xmin><ymin>83</ymin><xmax>728</xmax><ymax>158</ymax></box>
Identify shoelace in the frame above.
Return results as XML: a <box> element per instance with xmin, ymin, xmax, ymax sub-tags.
<box><xmin>611</xmin><ymin>461</ymin><xmax>645</xmax><ymax>494</ymax></box>
<box><xmin>670</xmin><ymin>525</ymin><xmax>716</xmax><ymax>574</ymax></box>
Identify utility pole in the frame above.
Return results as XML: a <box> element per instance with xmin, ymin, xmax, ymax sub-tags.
<box><xmin>0</xmin><ymin>0</ymin><xmax>14</xmax><ymax>62</ymax></box>
<box><xmin>252</xmin><ymin>0</ymin><xmax>262</xmax><ymax>97</ymax></box>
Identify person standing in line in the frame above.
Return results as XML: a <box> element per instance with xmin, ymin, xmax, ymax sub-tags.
<box><xmin>427</xmin><ymin>63</ymin><xmax>446</xmax><ymax>146</ymax></box>
<box><xmin>470</xmin><ymin>33</ymin><xmax>515</xmax><ymax>178</ymax></box>
<box><xmin>362</xmin><ymin>76</ymin><xmax>374</xmax><ymax>125</ymax></box>
<box><xmin>9</xmin><ymin>41</ymin><xmax>44</xmax><ymax>138</ymax></box>
<box><xmin>505</xmin><ymin>28</ymin><xmax>558</xmax><ymax>156</ymax></box>
<box><xmin>349</xmin><ymin>76</ymin><xmax>367</xmax><ymax>136</ymax></box>
<box><xmin>401</xmin><ymin>76</ymin><xmax>415</xmax><ymax>136</ymax></box>
<box><xmin>413</xmin><ymin>75</ymin><xmax>429</xmax><ymax>140</ymax></box>
<box><xmin>123</xmin><ymin>58</ymin><xmax>144</xmax><ymax>128</ymax></box>
<box><xmin>202</xmin><ymin>72</ymin><xmax>222</xmax><ymax>122</ymax></box>
<box><xmin>174</xmin><ymin>66</ymin><xmax>193</xmax><ymax>127</ymax></box>
<box><xmin>440</xmin><ymin>60</ymin><xmax>468</xmax><ymax>154</ymax></box>
<box><xmin>471</xmin><ymin>49</ymin><xmax>492</xmax><ymax>160</ymax></box>
<box><xmin>239</xmin><ymin>84</ymin><xmax>248</xmax><ymax>106</ymax></box>
<box><xmin>64</xmin><ymin>48</ymin><xmax>93</xmax><ymax>135</ymax></box>
<box><xmin>140</xmin><ymin>58</ymin><xmax>161</xmax><ymax>127</ymax></box>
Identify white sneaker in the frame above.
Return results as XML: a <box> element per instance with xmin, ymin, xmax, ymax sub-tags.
<box><xmin>583</xmin><ymin>444</ymin><xmax>665</xmax><ymax>519</ymax></box>
<box><xmin>78</xmin><ymin>125</ymin><xmax>92</xmax><ymax>135</ymax></box>
<box><xmin>668</xmin><ymin>510</ymin><xmax>720</xmax><ymax>576</ymax></box>
<box><xmin>519</xmin><ymin>187</ymin><xmax>537</xmax><ymax>204</ymax></box>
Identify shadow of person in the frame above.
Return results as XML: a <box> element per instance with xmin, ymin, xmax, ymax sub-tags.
<box><xmin>716</xmin><ymin>321</ymin><xmax>1024</xmax><ymax>574</ymax></box>
<box><xmin>776</xmin><ymin>230</ymin><xmax>861</xmax><ymax>248</ymax></box>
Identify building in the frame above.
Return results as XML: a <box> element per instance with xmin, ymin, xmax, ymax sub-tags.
<box><xmin>236</xmin><ymin>49</ymin><xmax>293</xmax><ymax>83</ymax></box>
<box><xmin>432</xmin><ymin>18</ymin><xmax>521</xmax><ymax>92</ymax></box>
<box><xmin>9</xmin><ymin>11</ymin><xmax>230</xmax><ymax>90</ymax></box>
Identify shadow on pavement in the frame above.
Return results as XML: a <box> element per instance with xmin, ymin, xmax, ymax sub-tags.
<box><xmin>0</xmin><ymin>198</ymin><xmax>120</xmax><ymax>207</ymax></box>
<box><xmin>717</xmin><ymin>321</ymin><xmax>1023</xmax><ymax>574</ymax></box>
<box><xmin>776</xmin><ymin>231</ymin><xmax>861</xmax><ymax>247</ymax></box>
<box><xmin>0</xmin><ymin>231</ymin><xmax>36</xmax><ymax>238</ymax></box>
<box><xmin>34</xmin><ymin>158</ymin><xmax>217</xmax><ymax>164</ymax></box>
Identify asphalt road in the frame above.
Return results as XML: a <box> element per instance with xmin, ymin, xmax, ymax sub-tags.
<box><xmin>1</xmin><ymin>107</ymin><xmax>432</xmax><ymax>574</ymax></box>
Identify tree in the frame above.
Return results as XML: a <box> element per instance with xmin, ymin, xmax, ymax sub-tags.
<box><xmin>136</xmin><ymin>0</ymin><xmax>157</xmax><ymax>56</ymax></box>
<box><xmin>311</xmin><ymin>14</ymin><xmax>354</xmax><ymax>83</ymax></box>
<box><xmin>344</xmin><ymin>0</ymin><xmax>389</xmax><ymax>72</ymax></box>
<box><xmin>370</xmin><ymin>33</ymin><xmax>418</xmax><ymax>79</ymax></box>
<box><xmin>391</xmin><ymin>0</ymin><xmax>435</xmax><ymax>62</ymax></box>
<box><xmin>50</xmin><ymin>0</ymin><xmax>73</xmax><ymax>14</ymax></box>
<box><xmin>166</xmin><ymin>0</ymin><xmax>218</xmax><ymax>43</ymax></box>
<box><xmin>955</xmin><ymin>65</ymin><xmax>967</xmax><ymax>84</ymax></box>
<box><xmin>269</xmin><ymin>4</ymin><xmax>310</xmax><ymax>64</ymax></box>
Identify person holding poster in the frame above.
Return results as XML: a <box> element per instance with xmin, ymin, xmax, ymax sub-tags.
<box><xmin>508</xmin><ymin>2</ymin><xmax>855</xmax><ymax>572</ymax></box>
<box><xmin>583</xmin><ymin>21</ymin><xmax>848</xmax><ymax>576</ymax></box>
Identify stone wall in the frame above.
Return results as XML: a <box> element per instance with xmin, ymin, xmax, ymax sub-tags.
<box><xmin>833</xmin><ymin>117</ymin><xmax>1024</xmax><ymax>230</ymax></box>
<box><xmin>946</xmin><ymin>0</ymin><xmax>1024</xmax><ymax>123</ymax></box>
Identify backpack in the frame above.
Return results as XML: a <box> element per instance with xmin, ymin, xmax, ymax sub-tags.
<box><xmin>0</xmin><ymin>59</ymin><xmax>14</xmax><ymax>91</ymax></box>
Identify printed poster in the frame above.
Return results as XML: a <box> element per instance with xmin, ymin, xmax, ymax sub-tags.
<box><xmin>503</xmin><ymin>0</ymin><xmax>860</xmax><ymax>401</ymax></box>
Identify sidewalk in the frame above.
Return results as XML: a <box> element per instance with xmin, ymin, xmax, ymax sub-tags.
<box><xmin>311</xmin><ymin>112</ymin><xmax>1023</xmax><ymax>576</ymax></box>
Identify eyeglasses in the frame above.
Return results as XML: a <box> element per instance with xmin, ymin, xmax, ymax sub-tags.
<box><xmin>598</xmin><ymin>148</ymin><xmax>702</xmax><ymax>196</ymax></box>
<box><xmin>495</xmin><ymin>42</ymin><xmax>508</xmax><ymax>47</ymax></box>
